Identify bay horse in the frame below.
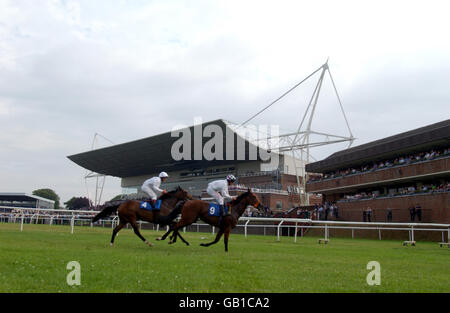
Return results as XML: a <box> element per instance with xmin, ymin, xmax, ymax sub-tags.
<box><xmin>92</xmin><ymin>186</ymin><xmax>192</xmax><ymax>247</ymax></box>
<box><xmin>158</xmin><ymin>189</ymin><xmax>262</xmax><ymax>252</ymax></box>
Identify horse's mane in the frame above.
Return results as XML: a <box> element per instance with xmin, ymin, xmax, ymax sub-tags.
<box><xmin>231</xmin><ymin>190</ymin><xmax>252</xmax><ymax>205</ymax></box>
<box><xmin>158</xmin><ymin>186</ymin><xmax>183</xmax><ymax>201</ymax></box>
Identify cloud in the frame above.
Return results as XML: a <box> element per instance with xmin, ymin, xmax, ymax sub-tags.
<box><xmin>1</xmin><ymin>0</ymin><xmax>449</xmax><ymax>203</ymax></box>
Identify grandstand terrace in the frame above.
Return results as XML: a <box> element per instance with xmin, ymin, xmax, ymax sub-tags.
<box><xmin>68</xmin><ymin>119</ymin><xmax>318</xmax><ymax>210</ymax></box>
<box><xmin>306</xmin><ymin>119</ymin><xmax>450</xmax><ymax>223</ymax></box>
<box><xmin>0</xmin><ymin>193</ymin><xmax>55</xmax><ymax>209</ymax></box>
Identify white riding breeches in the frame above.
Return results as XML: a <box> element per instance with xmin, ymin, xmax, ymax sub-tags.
<box><xmin>206</xmin><ymin>186</ymin><xmax>224</xmax><ymax>205</ymax></box>
<box><xmin>141</xmin><ymin>185</ymin><xmax>157</xmax><ymax>200</ymax></box>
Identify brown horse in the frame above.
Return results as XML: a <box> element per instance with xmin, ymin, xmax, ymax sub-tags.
<box><xmin>92</xmin><ymin>186</ymin><xmax>192</xmax><ymax>247</ymax></box>
<box><xmin>158</xmin><ymin>189</ymin><xmax>262</xmax><ymax>252</ymax></box>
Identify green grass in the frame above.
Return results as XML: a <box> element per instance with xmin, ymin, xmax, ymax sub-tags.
<box><xmin>0</xmin><ymin>222</ymin><xmax>449</xmax><ymax>293</ymax></box>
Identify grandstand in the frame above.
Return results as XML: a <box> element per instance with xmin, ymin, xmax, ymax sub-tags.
<box><xmin>68</xmin><ymin>119</ymin><xmax>320</xmax><ymax>210</ymax></box>
<box><xmin>306</xmin><ymin>119</ymin><xmax>450</xmax><ymax>223</ymax></box>
<box><xmin>0</xmin><ymin>193</ymin><xmax>55</xmax><ymax>209</ymax></box>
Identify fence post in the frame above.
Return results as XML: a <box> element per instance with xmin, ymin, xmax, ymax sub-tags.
<box><xmin>244</xmin><ymin>220</ymin><xmax>250</xmax><ymax>238</ymax></box>
<box><xmin>70</xmin><ymin>214</ymin><xmax>75</xmax><ymax>234</ymax></box>
<box><xmin>378</xmin><ymin>228</ymin><xmax>381</xmax><ymax>240</ymax></box>
<box><xmin>411</xmin><ymin>225</ymin><xmax>415</xmax><ymax>242</ymax></box>
<box><xmin>277</xmin><ymin>221</ymin><xmax>284</xmax><ymax>241</ymax></box>
<box><xmin>448</xmin><ymin>226</ymin><xmax>450</xmax><ymax>243</ymax></box>
<box><xmin>20</xmin><ymin>213</ymin><xmax>24</xmax><ymax>232</ymax></box>
<box><xmin>212</xmin><ymin>226</ymin><xmax>215</xmax><ymax>235</ymax></box>
<box><xmin>294</xmin><ymin>222</ymin><xmax>298</xmax><ymax>243</ymax></box>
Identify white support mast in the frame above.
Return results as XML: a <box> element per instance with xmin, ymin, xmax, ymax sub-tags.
<box><xmin>238</xmin><ymin>60</ymin><xmax>355</xmax><ymax>206</ymax></box>
<box><xmin>84</xmin><ymin>133</ymin><xmax>114</xmax><ymax>208</ymax></box>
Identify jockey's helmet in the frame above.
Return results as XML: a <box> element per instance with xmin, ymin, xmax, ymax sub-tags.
<box><xmin>226</xmin><ymin>174</ymin><xmax>236</xmax><ymax>182</ymax></box>
<box><xmin>159</xmin><ymin>172</ymin><xmax>169</xmax><ymax>178</ymax></box>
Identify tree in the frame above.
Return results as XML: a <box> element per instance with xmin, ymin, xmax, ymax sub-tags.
<box><xmin>32</xmin><ymin>188</ymin><xmax>60</xmax><ymax>209</ymax></box>
<box><xmin>64</xmin><ymin>197</ymin><xmax>92</xmax><ymax>210</ymax></box>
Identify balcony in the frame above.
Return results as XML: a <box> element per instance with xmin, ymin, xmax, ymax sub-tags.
<box><xmin>306</xmin><ymin>156</ymin><xmax>450</xmax><ymax>194</ymax></box>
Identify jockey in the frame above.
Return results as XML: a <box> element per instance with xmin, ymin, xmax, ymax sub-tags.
<box><xmin>206</xmin><ymin>174</ymin><xmax>237</xmax><ymax>217</ymax></box>
<box><xmin>141</xmin><ymin>172</ymin><xmax>169</xmax><ymax>208</ymax></box>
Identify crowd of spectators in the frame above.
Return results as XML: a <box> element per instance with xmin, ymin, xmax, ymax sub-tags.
<box><xmin>308</xmin><ymin>147</ymin><xmax>450</xmax><ymax>183</ymax></box>
<box><xmin>339</xmin><ymin>181</ymin><xmax>450</xmax><ymax>202</ymax></box>
<box><xmin>359</xmin><ymin>203</ymin><xmax>424</xmax><ymax>223</ymax></box>
<box><xmin>242</xmin><ymin>206</ymin><xmax>274</xmax><ymax>217</ymax></box>
<box><xmin>313</xmin><ymin>202</ymin><xmax>339</xmax><ymax>220</ymax></box>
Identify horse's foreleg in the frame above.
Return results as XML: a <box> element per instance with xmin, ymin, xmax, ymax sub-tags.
<box><xmin>200</xmin><ymin>229</ymin><xmax>224</xmax><ymax>247</ymax></box>
<box><xmin>176</xmin><ymin>230</ymin><xmax>190</xmax><ymax>246</ymax></box>
<box><xmin>156</xmin><ymin>223</ymin><xmax>174</xmax><ymax>241</ymax></box>
<box><xmin>131</xmin><ymin>221</ymin><xmax>153</xmax><ymax>247</ymax></box>
<box><xmin>110</xmin><ymin>221</ymin><xmax>126</xmax><ymax>246</ymax></box>
<box><xmin>168</xmin><ymin>218</ymin><xmax>195</xmax><ymax>245</ymax></box>
<box><xmin>223</xmin><ymin>227</ymin><xmax>231</xmax><ymax>252</ymax></box>
<box><xmin>169</xmin><ymin>229</ymin><xmax>188</xmax><ymax>245</ymax></box>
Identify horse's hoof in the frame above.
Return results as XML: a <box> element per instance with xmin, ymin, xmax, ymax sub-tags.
<box><xmin>110</xmin><ymin>243</ymin><xmax>114</xmax><ymax>247</ymax></box>
<box><xmin>145</xmin><ymin>241</ymin><xmax>153</xmax><ymax>247</ymax></box>
<box><xmin>156</xmin><ymin>237</ymin><xmax>162</xmax><ymax>241</ymax></box>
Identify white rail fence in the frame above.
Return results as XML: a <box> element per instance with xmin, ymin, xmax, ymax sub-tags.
<box><xmin>1</xmin><ymin>206</ymin><xmax>449</xmax><ymax>246</ymax></box>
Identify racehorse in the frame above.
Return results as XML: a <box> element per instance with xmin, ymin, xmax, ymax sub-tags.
<box><xmin>157</xmin><ymin>189</ymin><xmax>262</xmax><ymax>252</ymax></box>
<box><xmin>92</xmin><ymin>186</ymin><xmax>192</xmax><ymax>247</ymax></box>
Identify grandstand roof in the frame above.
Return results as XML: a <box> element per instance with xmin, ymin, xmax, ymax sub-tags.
<box><xmin>306</xmin><ymin>119</ymin><xmax>450</xmax><ymax>173</ymax></box>
<box><xmin>0</xmin><ymin>193</ymin><xmax>55</xmax><ymax>204</ymax></box>
<box><xmin>68</xmin><ymin>119</ymin><xmax>268</xmax><ymax>178</ymax></box>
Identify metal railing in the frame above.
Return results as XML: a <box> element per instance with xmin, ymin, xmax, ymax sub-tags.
<box><xmin>1</xmin><ymin>206</ymin><xmax>449</xmax><ymax>245</ymax></box>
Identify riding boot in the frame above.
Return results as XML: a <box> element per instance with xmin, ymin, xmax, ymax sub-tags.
<box><xmin>151</xmin><ymin>200</ymin><xmax>160</xmax><ymax>224</ymax></box>
<box><xmin>218</xmin><ymin>204</ymin><xmax>225</xmax><ymax>228</ymax></box>
<box><xmin>219</xmin><ymin>204</ymin><xmax>225</xmax><ymax>216</ymax></box>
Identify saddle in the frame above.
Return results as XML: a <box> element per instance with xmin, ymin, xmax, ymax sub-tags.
<box><xmin>207</xmin><ymin>202</ymin><xmax>231</xmax><ymax>216</ymax></box>
<box><xmin>140</xmin><ymin>199</ymin><xmax>162</xmax><ymax>211</ymax></box>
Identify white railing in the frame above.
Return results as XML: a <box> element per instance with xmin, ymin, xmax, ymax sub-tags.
<box><xmin>1</xmin><ymin>206</ymin><xmax>449</xmax><ymax>245</ymax></box>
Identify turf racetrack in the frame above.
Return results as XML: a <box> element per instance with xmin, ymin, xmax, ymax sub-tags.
<box><xmin>0</xmin><ymin>223</ymin><xmax>449</xmax><ymax>292</ymax></box>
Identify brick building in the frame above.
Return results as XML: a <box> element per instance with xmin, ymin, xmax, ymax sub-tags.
<box><xmin>306</xmin><ymin>119</ymin><xmax>450</xmax><ymax>223</ymax></box>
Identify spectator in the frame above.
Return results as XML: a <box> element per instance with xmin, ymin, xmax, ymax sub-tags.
<box><xmin>362</xmin><ymin>209</ymin><xmax>367</xmax><ymax>222</ymax></box>
<box><xmin>386</xmin><ymin>207</ymin><xmax>393</xmax><ymax>222</ymax></box>
<box><xmin>409</xmin><ymin>206</ymin><xmax>416</xmax><ymax>222</ymax></box>
<box><xmin>367</xmin><ymin>207</ymin><xmax>372</xmax><ymax>222</ymax></box>
<box><xmin>415</xmin><ymin>203</ymin><xmax>422</xmax><ymax>222</ymax></box>
<box><xmin>334</xmin><ymin>204</ymin><xmax>339</xmax><ymax>219</ymax></box>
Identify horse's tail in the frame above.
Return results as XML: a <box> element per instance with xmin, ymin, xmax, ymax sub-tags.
<box><xmin>92</xmin><ymin>202</ymin><xmax>121</xmax><ymax>223</ymax></box>
<box><xmin>158</xmin><ymin>200</ymin><xmax>186</xmax><ymax>225</ymax></box>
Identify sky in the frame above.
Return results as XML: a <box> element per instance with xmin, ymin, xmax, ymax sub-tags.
<box><xmin>1</xmin><ymin>0</ymin><xmax>449</xmax><ymax>205</ymax></box>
